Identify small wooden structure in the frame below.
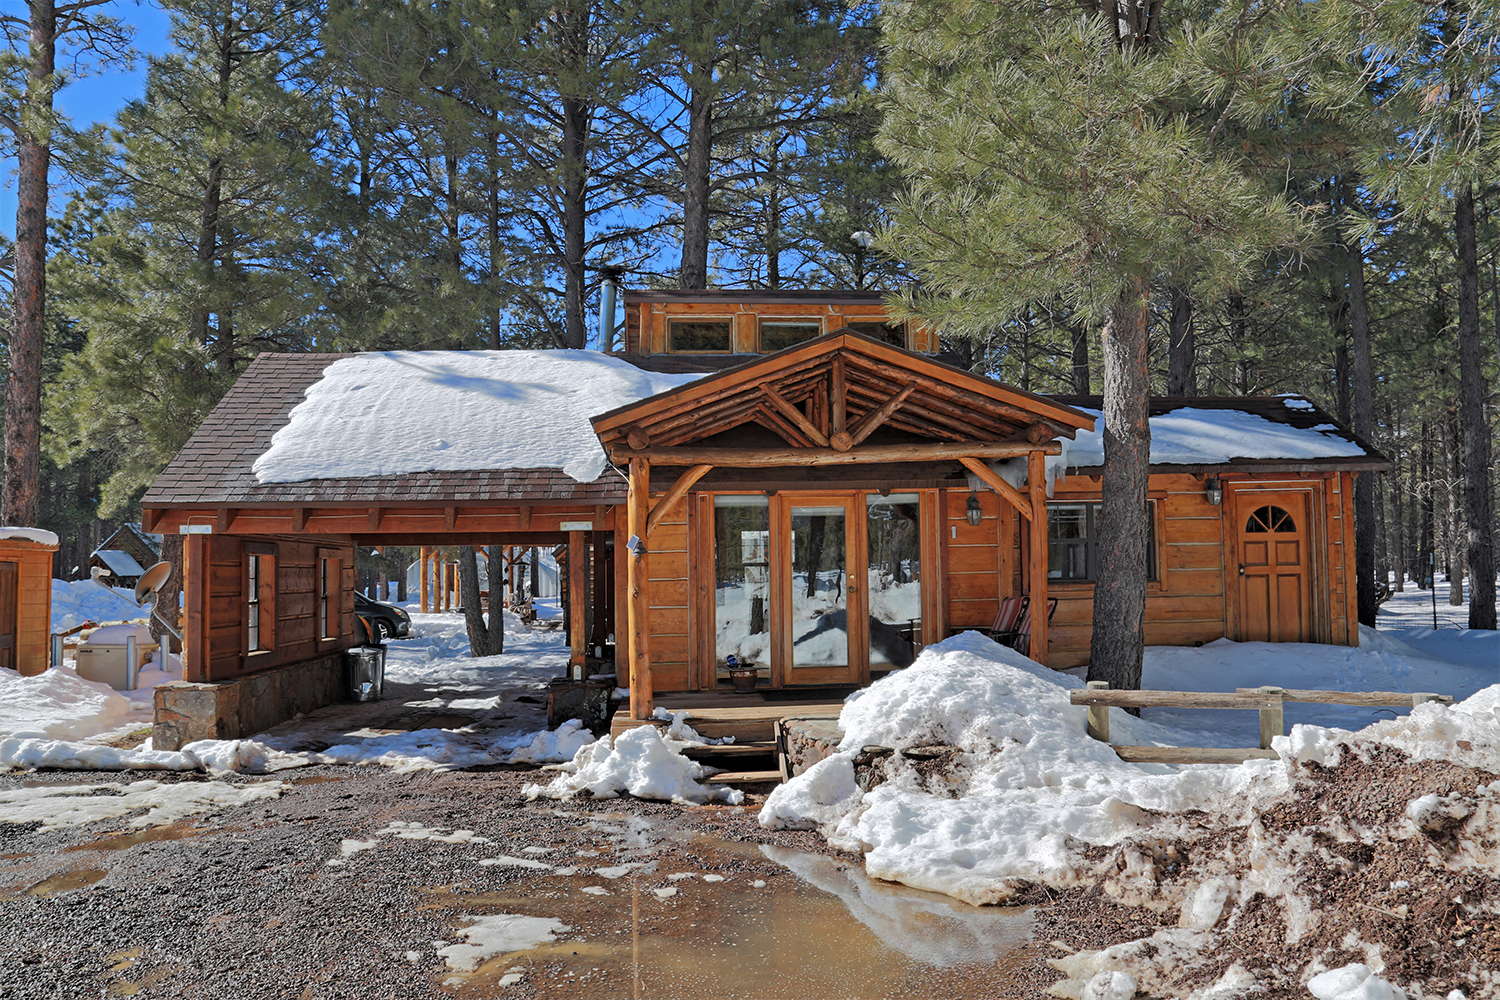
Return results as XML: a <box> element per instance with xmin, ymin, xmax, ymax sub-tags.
<box><xmin>88</xmin><ymin>524</ymin><xmax>161</xmax><ymax>586</ymax></box>
<box><xmin>0</xmin><ymin>530</ymin><xmax>60</xmax><ymax>676</ymax></box>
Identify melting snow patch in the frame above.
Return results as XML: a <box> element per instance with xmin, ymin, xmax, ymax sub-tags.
<box><xmin>378</xmin><ymin>821</ymin><xmax>488</xmax><ymax>844</ymax></box>
<box><xmin>478</xmin><ymin>855</ymin><xmax>553</xmax><ymax>870</ymax></box>
<box><xmin>652</xmin><ymin>886</ymin><xmax>677</xmax><ymax>899</ymax></box>
<box><xmin>0</xmin><ymin>779</ymin><xmax>285</xmax><ymax>831</ymax></box>
<box><xmin>1306</xmin><ymin>964</ymin><xmax>1407</xmax><ymax>1000</ymax></box>
<box><xmin>522</xmin><ymin>726</ymin><xmax>744</xmax><ymax>806</ymax></box>
<box><xmin>581</xmin><ymin>886</ymin><xmax>608</xmax><ymax>896</ymax></box>
<box><xmin>437</xmin><ymin>913</ymin><xmax>570</xmax><ymax>972</ymax></box>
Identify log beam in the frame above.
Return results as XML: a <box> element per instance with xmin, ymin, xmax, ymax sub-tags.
<box><xmin>626</xmin><ymin>457</ymin><xmax>653</xmax><ymax>719</ymax></box>
<box><xmin>831</xmin><ymin>355</ymin><xmax>846</xmax><ymax>435</ymax></box>
<box><xmin>847</xmin><ymin>384</ymin><xmax>916</xmax><ymax>448</ymax></box>
<box><xmin>1027</xmin><ymin>449</ymin><xmax>1049</xmax><ymax>665</ymax></box>
<box><xmin>958</xmin><ymin>457</ymin><xmax>1032</xmax><ymax>520</ymax></box>
<box><xmin>612</xmin><ymin>439</ymin><xmax>1061</xmax><ymax>468</ymax></box>
<box><xmin>646</xmin><ymin>464</ymin><xmax>713</xmax><ymax>538</ymax></box>
<box><xmin>760</xmin><ymin>385</ymin><xmax>829</xmax><ymax>447</ymax></box>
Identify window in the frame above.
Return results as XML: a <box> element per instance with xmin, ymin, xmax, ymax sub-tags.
<box><xmin>319</xmin><ymin>556</ymin><xmax>338</xmax><ymax>639</ymax></box>
<box><xmin>1048</xmin><ymin>502</ymin><xmax>1157</xmax><ymax>582</ymax></box>
<box><xmin>1245</xmin><ymin>505</ymin><xmax>1295</xmax><ymax>533</ymax></box>
<box><xmin>245</xmin><ymin>546</ymin><xmax>276</xmax><ymax>652</ymax></box>
<box><xmin>669</xmin><ymin>318</ymin><xmax>732</xmax><ymax>352</ymax></box>
<box><xmin>713</xmin><ymin>495</ymin><xmax>771</xmax><ymax>679</ymax></box>
<box><xmin>247</xmin><ymin>556</ymin><xmax>262</xmax><ymax>651</ymax></box>
<box><xmin>759</xmin><ymin>320</ymin><xmax>822</xmax><ymax>353</ymax></box>
<box><xmin>848</xmin><ymin>321</ymin><xmax>906</xmax><ymax>347</ymax></box>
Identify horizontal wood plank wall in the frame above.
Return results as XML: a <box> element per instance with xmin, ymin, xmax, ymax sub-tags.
<box><xmin>200</xmin><ymin>535</ymin><xmax>357</xmax><ymax>682</ymax></box>
<box><xmin>944</xmin><ymin>489</ymin><xmax>1012</xmax><ymax>632</ymax></box>
<box><xmin>1</xmin><ymin>542</ymin><xmax>58</xmax><ymax>676</ymax></box>
<box><xmin>645</xmin><ymin>493</ymin><xmax>692</xmax><ymax>692</ymax></box>
<box><xmin>1335</xmin><ymin>472</ymin><xmax>1355</xmax><ymax>645</ymax></box>
<box><xmin>1048</xmin><ymin>473</ymin><xmax>1229</xmax><ymax>668</ymax></box>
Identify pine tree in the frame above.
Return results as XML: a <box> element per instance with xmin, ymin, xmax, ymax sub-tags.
<box><xmin>878</xmin><ymin>0</ymin><xmax>1309</xmax><ymax>688</ymax></box>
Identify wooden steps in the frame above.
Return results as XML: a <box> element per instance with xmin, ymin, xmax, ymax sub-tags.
<box><xmin>610</xmin><ymin>695</ymin><xmax>845</xmax><ymax>744</ymax></box>
<box><xmin>703</xmin><ymin>769</ymin><xmax>782</xmax><ymax>787</ymax></box>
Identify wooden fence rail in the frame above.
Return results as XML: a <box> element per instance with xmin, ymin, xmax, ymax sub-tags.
<box><xmin>1071</xmin><ymin>682</ymin><xmax>1454</xmax><ymax>765</ymax></box>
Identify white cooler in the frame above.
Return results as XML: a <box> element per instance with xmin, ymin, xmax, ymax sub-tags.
<box><xmin>75</xmin><ymin>623</ymin><xmax>159</xmax><ymax>691</ymax></box>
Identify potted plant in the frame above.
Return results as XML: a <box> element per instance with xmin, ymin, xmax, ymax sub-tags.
<box><xmin>727</xmin><ymin>655</ymin><xmax>758</xmax><ymax>694</ymax></box>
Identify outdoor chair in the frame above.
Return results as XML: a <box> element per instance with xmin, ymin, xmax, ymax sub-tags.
<box><xmin>1009</xmin><ymin>598</ymin><xmax>1058</xmax><ymax>653</ymax></box>
<box><xmin>952</xmin><ymin>595</ymin><xmax>1027</xmax><ymax>644</ymax></box>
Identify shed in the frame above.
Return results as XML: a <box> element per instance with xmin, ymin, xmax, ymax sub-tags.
<box><xmin>89</xmin><ymin>549</ymin><xmax>148</xmax><ymax>587</ymax></box>
<box><xmin>0</xmin><ymin>528</ymin><xmax>61</xmax><ymax>676</ymax></box>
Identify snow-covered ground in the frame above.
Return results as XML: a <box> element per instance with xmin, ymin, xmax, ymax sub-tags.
<box><xmin>50</xmin><ymin>578</ymin><xmax>146</xmax><ymax>632</ymax></box>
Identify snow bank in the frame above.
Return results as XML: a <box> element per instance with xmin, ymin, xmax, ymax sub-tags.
<box><xmin>0</xmin><ymin>664</ymin><xmax>135</xmax><ymax>740</ymax></box>
<box><xmin>0</xmin><ymin>777</ymin><xmax>286</xmax><ymax>830</ymax></box>
<box><xmin>51</xmin><ymin>578</ymin><xmax>144</xmax><ymax>632</ymax></box>
<box><xmin>761</xmin><ymin>632</ymin><xmax>1500</xmax><ymax>906</ymax></box>
<box><xmin>252</xmin><ymin>351</ymin><xmax>699</xmax><ymax>485</ymax></box>
<box><xmin>524</xmin><ymin>726</ymin><xmax>744</xmax><ymax>806</ymax></box>
<box><xmin>0</xmin><ymin>526</ymin><xmax>58</xmax><ymax>546</ymax></box>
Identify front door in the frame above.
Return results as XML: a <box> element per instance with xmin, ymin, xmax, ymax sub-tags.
<box><xmin>0</xmin><ymin>561</ymin><xmax>16</xmax><ymax>672</ymax></box>
<box><xmin>1235</xmin><ymin>492</ymin><xmax>1313</xmax><ymax>643</ymax></box>
<box><xmin>778</xmin><ymin>496</ymin><xmax>861</xmax><ymax>686</ymax></box>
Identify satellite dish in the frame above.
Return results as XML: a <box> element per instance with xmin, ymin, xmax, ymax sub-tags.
<box><xmin>135</xmin><ymin>561</ymin><xmax>174</xmax><ymax>605</ymax></box>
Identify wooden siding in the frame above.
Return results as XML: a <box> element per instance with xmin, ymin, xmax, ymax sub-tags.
<box><xmin>185</xmin><ymin>534</ymin><xmax>357</xmax><ymax>683</ymax></box>
<box><xmin>645</xmin><ymin>495</ymin><xmax>692</xmax><ymax>692</ymax></box>
<box><xmin>0</xmin><ymin>538</ymin><xmax>58</xmax><ymax>676</ymax></box>
<box><xmin>624</xmin><ymin>299</ymin><xmax>935</xmax><ymax>355</ymax></box>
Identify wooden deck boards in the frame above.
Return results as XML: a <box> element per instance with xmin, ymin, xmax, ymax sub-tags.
<box><xmin>609</xmin><ymin>692</ymin><xmax>843</xmax><ymax>743</ymax></box>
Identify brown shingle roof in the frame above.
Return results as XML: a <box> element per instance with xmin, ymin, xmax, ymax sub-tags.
<box><xmin>142</xmin><ymin>353</ymin><xmax>626</xmax><ymax>508</ymax></box>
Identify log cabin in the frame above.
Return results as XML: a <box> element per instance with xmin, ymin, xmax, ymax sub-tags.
<box><xmin>140</xmin><ymin>289</ymin><xmax>1387</xmax><ymax>743</ymax></box>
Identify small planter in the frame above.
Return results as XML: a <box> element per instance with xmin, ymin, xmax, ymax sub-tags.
<box><xmin>730</xmin><ymin>667</ymin><xmax>759</xmax><ymax>694</ymax></box>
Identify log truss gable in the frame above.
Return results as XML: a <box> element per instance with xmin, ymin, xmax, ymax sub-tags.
<box><xmin>593</xmin><ymin>331</ymin><xmax>1095</xmax><ymax>462</ymax></box>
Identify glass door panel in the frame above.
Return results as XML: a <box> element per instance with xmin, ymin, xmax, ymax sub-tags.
<box><xmin>713</xmin><ymin>496</ymin><xmax>771</xmax><ymax>686</ymax></box>
<box><xmin>866</xmin><ymin>493</ymin><xmax>921</xmax><ymax>671</ymax></box>
<box><xmin>788</xmin><ymin>502</ymin><xmax>854</xmax><ymax>682</ymax></box>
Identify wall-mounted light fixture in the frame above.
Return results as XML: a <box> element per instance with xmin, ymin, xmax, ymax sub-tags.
<box><xmin>1205</xmin><ymin>476</ymin><xmax>1222</xmax><ymax>506</ymax></box>
<box><xmin>966</xmin><ymin>490</ymin><xmax>983</xmax><ymax>526</ymax></box>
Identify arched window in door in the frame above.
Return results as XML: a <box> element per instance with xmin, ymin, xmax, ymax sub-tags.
<box><xmin>1245</xmin><ymin>505</ymin><xmax>1295</xmax><ymax>533</ymax></box>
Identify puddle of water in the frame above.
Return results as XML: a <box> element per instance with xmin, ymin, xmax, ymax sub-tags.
<box><xmin>65</xmin><ymin>824</ymin><xmax>205</xmax><ymax>852</ymax></box>
<box><xmin>290</xmin><ymin>774</ymin><xmax>349</xmax><ymax>785</ymax></box>
<box><xmin>433</xmin><ymin>836</ymin><xmax>1035</xmax><ymax>998</ymax></box>
<box><xmin>26</xmin><ymin>868</ymin><xmax>107</xmax><ymax>895</ymax></box>
<box><xmin>1</xmin><ymin>852</ymin><xmax>33</xmax><ymax>860</ymax></box>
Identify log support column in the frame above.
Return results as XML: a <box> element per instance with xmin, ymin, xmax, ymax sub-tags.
<box><xmin>419</xmin><ymin>546</ymin><xmax>429</xmax><ymax>613</ymax></box>
<box><xmin>568</xmin><ymin>529</ymin><xmax>587</xmax><ymax>675</ymax></box>
<box><xmin>182</xmin><ymin>532</ymin><xmax>210</xmax><ymax>682</ymax></box>
<box><xmin>1027</xmin><ymin>449</ymin><xmax>1049</xmax><ymax>665</ymax></box>
<box><xmin>627</xmin><ymin>458</ymin><xmax>653</xmax><ymax>719</ymax></box>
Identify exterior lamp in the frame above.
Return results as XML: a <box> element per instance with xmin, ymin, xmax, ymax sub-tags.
<box><xmin>1205</xmin><ymin>476</ymin><xmax>1222</xmax><ymax>506</ymax></box>
<box><xmin>966</xmin><ymin>490</ymin><xmax>983</xmax><ymax>526</ymax></box>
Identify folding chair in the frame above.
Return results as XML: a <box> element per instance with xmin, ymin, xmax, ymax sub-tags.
<box><xmin>1010</xmin><ymin>599</ymin><xmax>1058</xmax><ymax>654</ymax></box>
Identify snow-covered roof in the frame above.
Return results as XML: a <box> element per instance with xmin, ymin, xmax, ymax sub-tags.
<box><xmin>1046</xmin><ymin>396</ymin><xmax>1383</xmax><ymax>471</ymax></box>
<box><xmin>0</xmin><ymin>527</ymin><xmax>59</xmax><ymax>547</ymax></box>
<box><xmin>91</xmin><ymin>549</ymin><xmax>147</xmax><ymax>578</ymax></box>
<box><xmin>252</xmin><ymin>351</ymin><xmax>701</xmax><ymax>486</ymax></box>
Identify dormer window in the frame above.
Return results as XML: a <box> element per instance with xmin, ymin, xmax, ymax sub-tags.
<box><xmin>669</xmin><ymin>319</ymin><xmax>732</xmax><ymax>352</ymax></box>
<box><xmin>759</xmin><ymin>320</ymin><xmax>821</xmax><ymax>352</ymax></box>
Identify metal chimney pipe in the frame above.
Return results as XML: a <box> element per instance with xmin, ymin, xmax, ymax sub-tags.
<box><xmin>598</xmin><ymin>265</ymin><xmax>625</xmax><ymax>353</ymax></box>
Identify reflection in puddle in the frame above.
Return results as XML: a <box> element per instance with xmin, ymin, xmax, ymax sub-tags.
<box><xmin>26</xmin><ymin>868</ymin><xmax>107</xmax><ymax>895</ymax></box>
<box><xmin>437</xmin><ymin>838</ymin><xmax>1034</xmax><ymax>998</ymax></box>
<box><xmin>65</xmin><ymin>824</ymin><xmax>205</xmax><ymax>852</ymax></box>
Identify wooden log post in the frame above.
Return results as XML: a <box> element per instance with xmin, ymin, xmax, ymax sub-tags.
<box><xmin>1086</xmin><ymin>680</ymin><xmax>1111</xmax><ymax>742</ymax></box>
<box><xmin>627</xmin><ymin>458</ymin><xmax>653</xmax><ymax>719</ymax></box>
<box><xmin>182</xmin><ymin>532</ymin><xmax>211</xmax><ymax>683</ymax></box>
<box><xmin>1258</xmin><ymin>686</ymin><xmax>1285</xmax><ymax>749</ymax></box>
<box><xmin>568</xmin><ymin>530</ymin><xmax>587</xmax><ymax>676</ymax></box>
<box><xmin>1027</xmin><ymin>449</ymin><xmax>1049</xmax><ymax>664</ymax></box>
<box><xmin>419</xmin><ymin>546</ymin><xmax>429</xmax><ymax>613</ymax></box>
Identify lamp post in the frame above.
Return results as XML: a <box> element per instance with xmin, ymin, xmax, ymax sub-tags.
<box><xmin>851</xmin><ymin>230</ymin><xmax>873</xmax><ymax>290</ymax></box>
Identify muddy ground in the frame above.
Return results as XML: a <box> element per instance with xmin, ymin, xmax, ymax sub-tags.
<box><xmin>0</xmin><ymin>765</ymin><xmax>1060</xmax><ymax>1000</ymax></box>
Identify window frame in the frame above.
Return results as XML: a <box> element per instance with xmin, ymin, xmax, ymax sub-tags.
<box><xmin>756</xmin><ymin>317</ymin><xmax>824</xmax><ymax>354</ymax></box>
<box><xmin>846</xmin><ymin>320</ymin><xmax>907</xmax><ymax>348</ymax></box>
<box><xmin>243</xmin><ymin>541</ymin><xmax>277</xmax><ymax>656</ymax></box>
<box><xmin>317</xmin><ymin>550</ymin><xmax>342</xmax><ymax>643</ymax></box>
<box><xmin>667</xmin><ymin>316</ymin><xmax>735</xmax><ymax>354</ymax></box>
<box><xmin>1046</xmin><ymin>499</ymin><xmax>1160</xmax><ymax>585</ymax></box>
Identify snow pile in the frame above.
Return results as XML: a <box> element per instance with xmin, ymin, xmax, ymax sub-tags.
<box><xmin>0</xmin><ymin>663</ymin><xmax>136</xmax><ymax>740</ymax></box>
<box><xmin>0</xmin><ymin>778</ymin><xmax>286</xmax><ymax>831</ymax></box>
<box><xmin>524</xmin><ymin>726</ymin><xmax>744</xmax><ymax>806</ymax></box>
<box><xmin>1306</xmin><ymin>965</ymin><xmax>1408</xmax><ymax>1000</ymax></box>
<box><xmin>51</xmin><ymin>578</ymin><xmax>144</xmax><ymax>632</ymax></box>
<box><xmin>1063</xmin><ymin>405</ymin><xmax>1368</xmax><ymax>468</ymax></box>
<box><xmin>0</xmin><ymin>526</ymin><xmax>58</xmax><ymax>546</ymax></box>
<box><xmin>761</xmin><ymin>632</ymin><xmax>1284</xmax><ymax>904</ymax></box>
<box><xmin>252</xmin><ymin>350</ymin><xmax>700</xmax><ymax>485</ymax></box>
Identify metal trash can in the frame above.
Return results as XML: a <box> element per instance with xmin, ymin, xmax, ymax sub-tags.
<box><xmin>345</xmin><ymin>646</ymin><xmax>386</xmax><ymax>702</ymax></box>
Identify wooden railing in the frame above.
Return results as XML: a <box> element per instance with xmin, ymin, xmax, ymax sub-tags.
<box><xmin>1070</xmin><ymin>682</ymin><xmax>1454</xmax><ymax>764</ymax></box>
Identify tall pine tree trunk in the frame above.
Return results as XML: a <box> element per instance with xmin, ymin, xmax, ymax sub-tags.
<box><xmin>1166</xmin><ymin>287</ymin><xmax>1195</xmax><ymax>396</ymax></box>
<box><xmin>1389</xmin><ymin>403</ymin><xmax>1405</xmax><ymax>592</ymax></box>
<box><xmin>1087</xmin><ymin>277</ymin><xmax>1151</xmax><ymax>691</ymax></box>
<box><xmin>1341</xmin><ymin>190</ymin><xmax>1379</xmax><ymax>627</ymax></box>
<box><xmin>1455</xmin><ymin>184</ymin><xmax>1496</xmax><ymax>627</ymax></box>
<box><xmin>559</xmin><ymin>1</ymin><xmax>590</xmax><ymax>349</ymax></box>
<box><xmin>3</xmin><ymin>1</ymin><xmax>56</xmax><ymax>526</ymax></box>
<box><xmin>679</xmin><ymin>79</ymin><xmax>712</xmax><ymax>289</ymax></box>
<box><xmin>458</xmin><ymin>546</ymin><xmax>503</xmax><ymax>656</ymax></box>
<box><xmin>1070</xmin><ymin>321</ymin><xmax>1091</xmax><ymax>394</ymax></box>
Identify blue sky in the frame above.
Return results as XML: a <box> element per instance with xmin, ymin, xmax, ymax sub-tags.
<box><xmin>1</xmin><ymin>0</ymin><xmax>174</xmax><ymax>237</ymax></box>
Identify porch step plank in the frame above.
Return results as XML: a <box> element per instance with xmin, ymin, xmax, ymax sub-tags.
<box><xmin>703</xmin><ymin>769</ymin><xmax>782</xmax><ymax>786</ymax></box>
<box><xmin>610</xmin><ymin>698</ymin><xmax>846</xmax><ymax>744</ymax></box>
<box><xmin>679</xmin><ymin>742</ymin><xmax>777</xmax><ymax>759</ymax></box>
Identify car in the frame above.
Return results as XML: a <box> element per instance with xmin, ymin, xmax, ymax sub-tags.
<box><xmin>354</xmin><ymin>592</ymin><xmax>411</xmax><ymax>643</ymax></box>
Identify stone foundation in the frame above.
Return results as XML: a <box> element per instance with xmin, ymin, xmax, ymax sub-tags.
<box><xmin>153</xmin><ymin>653</ymin><xmax>345</xmax><ymax>750</ymax></box>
